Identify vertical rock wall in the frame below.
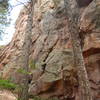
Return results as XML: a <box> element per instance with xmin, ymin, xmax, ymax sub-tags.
<box><xmin>0</xmin><ymin>0</ymin><xmax>100</xmax><ymax>100</ymax></box>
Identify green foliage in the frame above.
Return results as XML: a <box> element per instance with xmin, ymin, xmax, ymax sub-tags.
<box><xmin>17</xmin><ymin>68</ymin><xmax>31</xmax><ymax>75</ymax></box>
<box><xmin>0</xmin><ymin>0</ymin><xmax>10</xmax><ymax>39</ymax></box>
<box><xmin>0</xmin><ymin>78</ymin><xmax>24</xmax><ymax>96</ymax></box>
<box><xmin>0</xmin><ymin>0</ymin><xmax>9</xmax><ymax>9</ymax></box>
<box><xmin>0</xmin><ymin>78</ymin><xmax>17</xmax><ymax>90</ymax></box>
<box><xmin>29</xmin><ymin>59</ymin><xmax>36</xmax><ymax>69</ymax></box>
<box><xmin>14</xmin><ymin>85</ymin><xmax>23</xmax><ymax>95</ymax></box>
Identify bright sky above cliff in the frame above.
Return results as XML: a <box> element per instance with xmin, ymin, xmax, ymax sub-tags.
<box><xmin>0</xmin><ymin>0</ymin><xmax>29</xmax><ymax>45</ymax></box>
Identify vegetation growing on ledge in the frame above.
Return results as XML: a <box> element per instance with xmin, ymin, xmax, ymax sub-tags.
<box><xmin>17</xmin><ymin>68</ymin><xmax>31</xmax><ymax>75</ymax></box>
<box><xmin>29</xmin><ymin>59</ymin><xmax>36</xmax><ymax>69</ymax></box>
<box><xmin>0</xmin><ymin>78</ymin><xmax>17</xmax><ymax>90</ymax></box>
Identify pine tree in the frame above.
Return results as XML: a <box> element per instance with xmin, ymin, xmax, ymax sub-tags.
<box><xmin>64</xmin><ymin>0</ymin><xmax>92</xmax><ymax>100</ymax></box>
<box><xmin>17</xmin><ymin>0</ymin><xmax>36</xmax><ymax>100</ymax></box>
<box><xmin>0</xmin><ymin>0</ymin><xmax>9</xmax><ymax>39</ymax></box>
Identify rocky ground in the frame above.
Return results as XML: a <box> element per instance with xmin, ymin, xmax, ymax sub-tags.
<box><xmin>0</xmin><ymin>90</ymin><xmax>17</xmax><ymax>100</ymax></box>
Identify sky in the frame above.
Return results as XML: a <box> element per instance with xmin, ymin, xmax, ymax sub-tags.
<box><xmin>0</xmin><ymin>0</ymin><xmax>29</xmax><ymax>45</ymax></box>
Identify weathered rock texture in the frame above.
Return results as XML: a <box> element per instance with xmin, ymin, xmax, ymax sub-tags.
<box><xmin>0</xmin><ymin>90</ymin><xmax>17</xmax><ymax>100</ymax></box>
<box><xmin>0</xmin><ymin>0</ymin><xmax>100</xmax><ymax>100</ymax></box>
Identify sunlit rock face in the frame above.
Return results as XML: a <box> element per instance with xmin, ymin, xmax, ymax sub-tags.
<box><xmin>0</xmin><ymin>90</ymin><xmax>17</xmax><ymax>100</ymax></box>
<box><xmin>0</xmin><ymin>0</ymin><xmax>100</xmax><ymax>100</ymax></box>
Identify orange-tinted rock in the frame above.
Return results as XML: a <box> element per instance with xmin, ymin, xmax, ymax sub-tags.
<box><xmin>0</xmin><ymin>0</ymin><xmax>100</xmax><ymax>100</ymax></box>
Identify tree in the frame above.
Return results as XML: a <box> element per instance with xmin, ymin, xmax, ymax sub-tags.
<box><xmin>64</xmin><ymin>0</ymin><xmax>92</xmax><ymax>100</ymax></box>
<box><xmin>17</xmin><ymin>0</ymin><xmax>36</xmax><ymax>100</ymax></box>
<box><xmin>0</xmin><ymin>0</ymin><xmax>9</xmax><ymax>39</ymax></box>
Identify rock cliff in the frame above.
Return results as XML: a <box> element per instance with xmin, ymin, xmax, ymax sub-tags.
<box><xmin>0</xmin><ymin>0</ymin><xmax>100</xmax><ymax>100</ymax></box>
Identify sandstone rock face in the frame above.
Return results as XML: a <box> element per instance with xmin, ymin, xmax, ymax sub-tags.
<box><xmin>0</xmin><ymin>90</ymin><xmax>17</xmax><ymax>100</ymax></box>
<box><xmin>0</xmin><ymin>0</ymin><xmax>100</xmax><ymax>100</ymax></box>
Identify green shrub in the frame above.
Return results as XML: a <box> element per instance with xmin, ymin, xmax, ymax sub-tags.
<box><xmin>0</xmin><ymin>79</ymin><xmax>17</xmax><ymax>90</ymax></box>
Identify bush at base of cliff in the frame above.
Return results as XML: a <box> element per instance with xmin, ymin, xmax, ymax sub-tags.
<box><xmin>0</xmin><ymin>78</ymin><xmax>17</xmax><ymax>90</ymax></box>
